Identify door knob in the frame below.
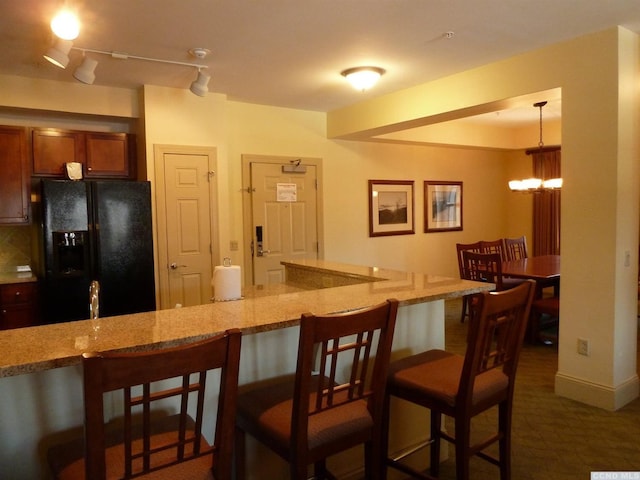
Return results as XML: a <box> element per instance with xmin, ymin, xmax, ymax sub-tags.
<box><xmin>170</xmin><ymin>263</ymin><xmax>187</xmax><ymax>269</ymax></box>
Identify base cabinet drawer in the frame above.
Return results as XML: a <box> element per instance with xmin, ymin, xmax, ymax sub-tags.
<box><xmin>0</xmin><ymin>283</ymin><xmax>38</xmax><ymax>330</ymax></box>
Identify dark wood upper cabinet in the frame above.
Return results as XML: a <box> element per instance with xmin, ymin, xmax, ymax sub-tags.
<box><xmin>0</xmin><ymin>126</ymin><xmax>30</xmax><ymax>224</ymax></box>
<box><xmin>32</xmin><ymin>128</ymin><xmax>85</xmax><ymax>176</ymax></box>
<box><xmin>85</xmin><ymin>132</ymin><xmax>131</xmax><ymax>178</ymax></box>
<box><xmin>32</xmin><ymin>128</ymin><xmax>135</xmax><ymax>179</ymax></box>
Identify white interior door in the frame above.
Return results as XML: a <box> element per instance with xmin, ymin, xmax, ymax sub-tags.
<box><xmin>250</xmin><ymin>161</ymin><xmax>318</xmax><ymax>284</ymax></box>
<box><xmin>155</xmin><ymin>145</ymin><xmax>218</xmax><ymax>309</ymax></box>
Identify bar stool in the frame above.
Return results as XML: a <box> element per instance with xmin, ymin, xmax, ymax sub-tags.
<box><xmin>47</xmin><ymin>329</ymin><xmax>242</xmax><ymax>480</ymax></box>
<box><xmin>235</xmin><ymin>299</ymin><xmax>399</xmax><ymax>480</ymax></box>
<box><xmin>382</xmin><ymin>281</ymin><xmax>535</xmax><ymax>480</ymax></box>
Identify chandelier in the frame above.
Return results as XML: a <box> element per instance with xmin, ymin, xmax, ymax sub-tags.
<box><xmin>508</xmin><ymin>101</ymin><xmax>562</xmax><ymax>192</ymax></box>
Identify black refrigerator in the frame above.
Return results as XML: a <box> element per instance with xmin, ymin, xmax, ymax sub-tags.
<box><xmin>34</xmin><ymin>179</ymin><xmax>155</xmax><ymax>324</ymax></box>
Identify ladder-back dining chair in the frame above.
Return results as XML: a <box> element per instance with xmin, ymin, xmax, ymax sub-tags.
<box><xmin>504</xmin><ymin>236</ymin><xmax>528</xmax><ymax>261</ymax></box>
<box><xmin>456</xmin><ymin>242</ymin><xmax>483</xmax><ymax>322</ymax></box>
<box><xmin>382</xmin><ymin>280</ymin><xmax>535</xmax><ymax>480</ymax></box>
<box><xmin>480</xmin><ymin>239</ymin><xmax>507</xmax><ymax>260</ymax></box>
<box><xmin>461</xmin><ymin>251</ymin><xmax>505</xmax><ymax>292</ymax></box>
<box><xmin>48</xmin><ymin>329</ymin><xmax>242</xmax><ymax>480</ymax></box>
<box><xmin>234</xmin><ymin>299</ymin><xmax>399</xmax><ymax>480</ymax></box>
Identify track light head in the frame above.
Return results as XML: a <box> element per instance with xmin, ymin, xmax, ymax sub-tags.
<box><xmin>50</xmin><ymin>9</ymin><xmax>80</xmax><ymax>40</ymax></box>
<box><xmin>43</xmin><ymin>39</ymin><xmax>73</xmax><ymax>68</ymax></box>
<box><xmin>190</xmin><ymin>69</ymin><xmax>211</xmax><ymax>97</ymax></box>
<box><xmin>73</xmin><ymin>56</ymin><xmax>98</xmax><ymax>84</ymax></box>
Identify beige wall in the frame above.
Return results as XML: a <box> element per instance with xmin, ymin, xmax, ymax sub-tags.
<box><xmin>328</xmin><ymin>26</ymin><xmax>640</xmax><ymax>410</ymax></box>
<box><xmin>0</xmin><ymin>78</ymin><xmax>533</xmax><ymax>283</ymax></box>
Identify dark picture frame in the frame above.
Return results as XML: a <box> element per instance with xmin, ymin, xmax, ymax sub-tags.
<box><xmin>424</xmin><ymin>181</ymin><xmax>463</xmax><ymax>233</ymax></box>
<box><xmin>368</xmin><ymin>180</ymin><xmax>415</xmax><ymax>237</ymax></box>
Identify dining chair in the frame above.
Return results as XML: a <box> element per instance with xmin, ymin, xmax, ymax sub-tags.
<box><xmin>504</xmin><ymin>236</ymin><xmax>528</xmax><ymax>261</ymax></box>
<box><xmin>481</xmin><ymin>240</ymin><xmax>528</xmax><ymax>292</ymax></box>
<box><xmin>461</xmin><ymin>250</ymin><xmax>505</xmax><ymax>292</ymax></box>
<box><xmin>480</xmin><ymin>239</ymin><xmax>507</xmax><ymax>260</ymax></box>
<box><xmin>529</xmin><ymin>295</ymin><xmax>559</xmax><ymax>344</ymax></box>
<box><xmin>382</xmin><ymin>280</ymin><xmax>535</xmax><ymax>480</ymax></box>
<box><xmin>234</xmin><ymin>299</ymin><xmax>399</xmax><ymax>480</ymax></box>
<box><xmin>47</xmin><ymin>329</ymin><xmax>242</xmax><ymax>480</ymax></box>
<box><xmin>455</xmin><ymin>242</ymin><xmax>483</xmax><ymax>322</ymax></box>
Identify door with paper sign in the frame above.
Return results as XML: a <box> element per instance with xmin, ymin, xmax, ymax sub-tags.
<box><xmin>250</xmin><ymin>160</ymin><xmax>319</xmax><ymax>285</ymax></box>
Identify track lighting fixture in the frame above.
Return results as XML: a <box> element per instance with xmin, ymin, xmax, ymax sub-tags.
<box><xmin>43</xmin><ymin>39</ymin><xmax>73</xmax><ymax>68</ymax></box>
<box><xmin>42</xmin><ymin>43</ymin><xmax>211</xmax><ymax>96</ymax></box>
<box><xmin>73</xmin><ymin>56</ymin><xmax>98</xmax><ymax>84</ymax></box>
<box><xmin>190</xmin><ymin>69</ymin><xmax>211</xmax><ymax>97</ymax></box>
<box><xmin>50</xmin><ymin>9</ymin><xmax>80</xmax><ymax>40</ymax></box>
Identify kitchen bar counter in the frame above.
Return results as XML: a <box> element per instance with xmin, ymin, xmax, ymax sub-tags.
<box><xmin>0</xmin><ymin>260</ymin><xmax>491</xmax><ymax>479</ymax></box>
<box><xmin>0</xmin><ymin>269</ymin><xmax>37</xmax><ymax>285</ymax></box>
<box><xmin>0</xmin><ymin>260</ymin><xmax>488</xmax><ymax>378</ymax></box>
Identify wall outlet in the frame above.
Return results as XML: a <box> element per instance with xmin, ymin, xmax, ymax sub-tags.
<box><xmin>230</xmin><ymin>240</ymin><xmax>239</xmax><ymax>251</ymax></box>
<box><xmin>577</xmin><ymin>338</ymin><xmax>590</xmax><ymax>356</ymax></box>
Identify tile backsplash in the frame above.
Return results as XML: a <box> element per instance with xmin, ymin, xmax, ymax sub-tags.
<box><xmin>0</xmin><ymin>226</ymin><xmax>32</xmax><ymax>271</ymax></box>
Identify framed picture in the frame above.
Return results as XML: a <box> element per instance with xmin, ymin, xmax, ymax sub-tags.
<box><xmin>368</xmin><ymin>180</ymin><xmax>415</xmax><ymax>237</ymax></box>
<box><xmin>424</xmin><ymin>181</ymin><xmax>463</xmax><ymax>233</ymax></box>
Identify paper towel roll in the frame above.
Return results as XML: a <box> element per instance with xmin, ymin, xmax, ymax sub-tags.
<box><xmin>212</xmin><ymin>263</ymin><xmax>242</xmax><ymax>301</ymax></box>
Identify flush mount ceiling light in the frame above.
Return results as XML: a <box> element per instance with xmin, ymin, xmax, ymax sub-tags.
<box><xmin>50</xmin><ymin>9</ymin><xmax>80</xmax><ymax>40</ymax></box>
<box><xmin>42</xmin><ymin>43</ymin><xmax>211</xmax><ymax>96</ymax></box>
<box><xmin>508</xmin><ymin>101</ymin><xmax>563</xmax><ymax>192</ymax></box>
<box><xmin>341</xmin><ymin>66</ymin><xmax>385</xmax><ymax>91</ymax></box>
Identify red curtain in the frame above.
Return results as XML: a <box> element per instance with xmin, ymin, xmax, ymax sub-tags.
<box><xmin>529</xmin><ymin>147</ymin><xmax>561</xmax><ymax>255</ymax></box>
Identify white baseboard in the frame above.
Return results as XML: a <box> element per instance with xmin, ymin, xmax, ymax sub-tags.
<box><xmin>555</xmin><ymin>371</ymin><xmax>640</xmax><ymax>410</ymax></box>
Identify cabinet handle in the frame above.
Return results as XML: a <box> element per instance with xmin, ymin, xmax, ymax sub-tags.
<box><xmin>14</xmin><ymin>291</ymin><xmax>21</xmax><ymax>298</ymax></box>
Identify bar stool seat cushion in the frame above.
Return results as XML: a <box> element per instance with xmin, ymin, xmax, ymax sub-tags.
<box><xmin>388</xmin><ymin>349</ymin><xmax>509</xmax><ymax>409</ymax></box>
<box><xmin>237</xmin><ymin>376</ymin><xmax>373</xmax><ymax>452</ymax></box>
<box><xmin>50</xmin><ymin>414</ymin><xmax>216</xmax><ymax>480</ymax></box>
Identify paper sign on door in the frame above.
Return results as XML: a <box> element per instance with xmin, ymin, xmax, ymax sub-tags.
<box><xmin>277</xmin><ymin>183</ymin><xmax>297</xmax><ymax>202</ymax></box>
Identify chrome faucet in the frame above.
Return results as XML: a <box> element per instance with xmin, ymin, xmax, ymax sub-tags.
<box><xmin>89</xmin><ymin>280</ymin><xmax>100</xmax><ymax>320</ymax></box>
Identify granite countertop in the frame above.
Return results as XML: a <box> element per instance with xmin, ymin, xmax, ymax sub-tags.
<box><xmin>0</xmin><ymin>260</ymin><xmax>492</xmax><ymax>378</ymax></box>
<box><xmin>0</xmin><ymin>270</ymin><xmax>37</xmax><ymax>285</ymax></box>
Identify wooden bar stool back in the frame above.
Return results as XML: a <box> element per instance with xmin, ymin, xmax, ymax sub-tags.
<box><xmin>382</xmin><ymin>280</ymin><xmax>535</xmax><ymax>480</ymax></box>
<box><xmin>48</xmin><ymin>329</ymin><xmax>242</xmax><ymax>480</ymax></box>
<box><xmin>235</xmin><ymin>299</ymin><xmax>399</xmax><ymax>480</ymax></box>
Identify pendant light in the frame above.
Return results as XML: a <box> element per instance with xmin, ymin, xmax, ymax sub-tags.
<box><xmin>508</xmin><ymin>101</ymin><xmax>562</xmax><ymax>192</ymax></box>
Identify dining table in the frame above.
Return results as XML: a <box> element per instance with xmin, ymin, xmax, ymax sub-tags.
<box><xmin>502</xmin><ymin>254</ymin><xmax>560</xmax><ymax>296</ymax></box>
<box><xmin>502</xmin><ymin>254</ymin><xmax>560</xmax><ymax>343</ymax></box>
<box><xmin>501</xmin><ymin>254</ymin><xmax>560</xmax><ymax>281</ymax></box>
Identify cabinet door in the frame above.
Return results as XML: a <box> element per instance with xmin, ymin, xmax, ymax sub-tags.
<box><xmin>85</xmin><ymin>132</ymin><xmax>132</xmax><ymax>178</ymax></box>
<box><xmin>32</xmin><ymin>128</ymin><xmax>85</xmax><ymax>176</ymax></box>
<box><xmin>0</xmin><ymin>126</ymin><xmax>30</xmax><ymax>224</ymax></box>
<box><xmin>0</xmin><ymin>283</ymin><xmax>38</xmax><ymax>330</ymax></box>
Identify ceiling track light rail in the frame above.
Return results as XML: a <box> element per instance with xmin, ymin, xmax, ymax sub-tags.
<box><xmin>43</xmin><ymin>41</ymin><xmax>211</xmax><ymax>96</ymax></box>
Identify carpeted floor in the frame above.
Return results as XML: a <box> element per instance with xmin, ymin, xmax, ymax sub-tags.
<box><xmin>426</xmin><ymin>298</ymin><xmax>640</xmax><ymax>480</ymax></box>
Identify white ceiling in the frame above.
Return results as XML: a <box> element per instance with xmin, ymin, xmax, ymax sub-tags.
<box><xmin>1</xmin><ymin>0</ymin><xmax>639</xmax><ymax>126</ymax></box>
